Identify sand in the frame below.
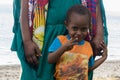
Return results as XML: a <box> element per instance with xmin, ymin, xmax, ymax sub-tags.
<box><xmin>0</xmin><ymin>65</ymin><xmax>21</xmax><ymax>80</ymax></box>
<box><xmin>93</xmin><ymin>60</ymin><xmax>120</xmax><ymax>80</ymax></box>
<box><xmin>0</xmin><ymin>61</ymin><xmax>120</xmax><ymax>80</ymax></box>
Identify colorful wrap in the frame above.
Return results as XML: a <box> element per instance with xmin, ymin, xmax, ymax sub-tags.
<box><xmin>28</xmin><ymin>0</ymin><xmax>48</xmax><ymax>50</ymax></box>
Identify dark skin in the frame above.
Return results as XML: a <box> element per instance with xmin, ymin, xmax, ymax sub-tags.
<box><xmin>48</xmin><ymin>13</ymin><xmax>107</xmax><ymax>71</ymax></box>
<box><xmin>20</xmin><ymin>0</ymin><xmax>41</xmax><ymax>67</ymax></box>
<box><xmin>89</xmin><ymin>41</ymin><xmax>107</xmax><ymax>71</ymax></box>
<box><xmin>91</xmin><ymin>0</ymin><xmax>104</xmax><ymax>56</ymax></box>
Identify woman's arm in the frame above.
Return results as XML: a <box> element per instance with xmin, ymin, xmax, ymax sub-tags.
<box><xmin>21</xmin><ymin>0</ymin><xmax>31</xmax><ymax>42</ymax></box>
<box><xmin>96</xmin><ymin>0</ymin><xmax>104</xmax><ymax>38</ymax></box>
<box><xmin>20</xmin><ymin>0</ymin><xmax>41</xmax><ymax>67</ymax></box>
<box><xmin>91</xmin><ymin>0</ymin><xmax>104</xmax><ymax>56</ymax></box>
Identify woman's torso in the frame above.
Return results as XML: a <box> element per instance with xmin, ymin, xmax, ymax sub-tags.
<box><xmin>46</xmin><ymin>0</ymin><xmax>81</xmax><ymax>25</ymax></box>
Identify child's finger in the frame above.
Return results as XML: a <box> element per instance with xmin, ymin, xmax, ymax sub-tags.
<box><xmin>70</xmin><ymin>37</ymin><xmax>78</xmax><ymax>42</ymax></box>
<box><xmin>70</xmin><ymin>38</ymin><xmax>78</xmax><ymax>45</ymax></box>
<box><xmin>69</xmin><ymin>38</ymin><xmax>74</xmax><ymax>42</ymax></box>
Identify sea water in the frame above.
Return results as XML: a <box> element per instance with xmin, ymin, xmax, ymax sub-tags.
<box><xmin>0</xmin><ymin>3</ymin><xmax>20</xmax><ymax>65</ymax></box>
<box><xmin>0</xmin><ymin>1</ymin><xmax>120</xmax><ymax>65</ymax></box>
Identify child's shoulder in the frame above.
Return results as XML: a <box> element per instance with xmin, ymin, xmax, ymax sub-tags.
<box><xmin>57</xmin><ymin>35</ymin><xmax>68</xmax><ymax>44</ymax></box>
<box><xmin>57</xmin><ymin>35</ymin><xmax>67</xmax><ymax>40</ymax></box>
<box><xmin>57</xmin><ymin>35</ymin><xmax>66</xmax><ymax>38</ymax></box>
<box><xmin>84</xmin><ymin>40</ymin><xmax>90</xmax><ymax>44</ymax></box>
<box><xmin>84</xmin><ymin>40</ymin><xmax>91</xmax><ymax>46</ymax></box>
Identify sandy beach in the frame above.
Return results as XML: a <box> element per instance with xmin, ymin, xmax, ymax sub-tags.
<box><xmin>93</xmin><ymin>60</ymin><xmax>120</xmax><ymax>80</ymax></box>
<box><xmin>0</xmin><ymin>61</ymin><xmax>120</xmax><ymax>80</ymax></box>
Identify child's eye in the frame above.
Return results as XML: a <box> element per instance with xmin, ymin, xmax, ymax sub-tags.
<box><xmin>81</xmin><ymin>28</ymin><xmax>88</xmax><ymax>32</ymax></box>
<box><xmin>72</xmin><ymin>26</ymin><xmax>78</xmax><ymax>31</ymax></box>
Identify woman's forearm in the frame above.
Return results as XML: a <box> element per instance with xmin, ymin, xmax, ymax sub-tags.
<box><xmin>96</xmin><ymin>0</ymin><xmax>103</xmax><ymax>37</ymax></box>
<box><xmin>20</xmin><ymin>0</ymin><xmax>32</xmax><ymax>43</ymax></box>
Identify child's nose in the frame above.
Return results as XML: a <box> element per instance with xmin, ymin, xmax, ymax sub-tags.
<box><xmin>76</xmin><ymin>30</ymin><xmax>81</xmax><ymax>35</ymax></box>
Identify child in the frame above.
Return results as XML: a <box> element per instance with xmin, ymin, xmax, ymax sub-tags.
<box><xmin>48</xmin><ymin>5</ymin><xmax>107</xmax><ymax>80</ymax></box>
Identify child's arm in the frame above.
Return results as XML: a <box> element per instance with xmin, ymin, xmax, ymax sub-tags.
<box><xmin>20</xmin><ymin>0</ymin><xmax>41</xmax><ymax>67</ymax></box>
<box><xmin>48</xmin><ymin>38</ymin><xmax>78</xmax><ymax>63</ymax></box>
<box><xmin>89</xmin><ymin>41</ymin><xmax>107</xmax><ymax>71</ymax></box>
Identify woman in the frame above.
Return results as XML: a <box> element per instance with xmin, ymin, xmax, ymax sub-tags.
<box><xmin>11</xmin><ymin>0</ymin><xmax>108</xmax><ymax>80</ymax></box>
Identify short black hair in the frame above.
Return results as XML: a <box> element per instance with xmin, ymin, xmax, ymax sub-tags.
<box><xmin>66</xmin><ymin>5</ymin><xmax>91</xmax><ymax>26</ymax></box>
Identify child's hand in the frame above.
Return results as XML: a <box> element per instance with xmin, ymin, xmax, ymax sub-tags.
<box><xmin>23</xmin><ymin>40</ymin><xmax>42</xmax><ymax>68</ymax></box>
<box><xmin>99</xmin><ymin>41</ymin><xmax>108</xmax><ymax>59</ymax></box>
<box><xmin>89</xmin><ymin>41</ymin><xmax>107</xmax><ymax>71</ymax></box>
<box><xmin>63</xmin><ymin>38</ymin><xmax>78</xmax><ymax>51</ymax></box>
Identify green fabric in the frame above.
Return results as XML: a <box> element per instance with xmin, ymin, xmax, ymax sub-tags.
<box><xmin>88</xmin><ymin>71</ymin><xmax>93</xmax><ymax>80</ymax></box>
<box><xmin>11</xmin><ymin>0</ymin><xmax>108</xmax><ymax>80</ymax></box>
<box><xmin>11</xmin><ymin>0</ymin><xmax>21</xmax><ymax>51</ymax></box>
<box><xmin>100</xmin><ymin>0</ymin><xmax>108</xmax><ymax>45</ymax></box>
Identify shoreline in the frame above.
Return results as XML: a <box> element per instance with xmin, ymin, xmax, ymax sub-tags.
<box><xmin>0</xmin><ymin>60</ymin><xmax>120</xmax><ymax>80</ymax></box>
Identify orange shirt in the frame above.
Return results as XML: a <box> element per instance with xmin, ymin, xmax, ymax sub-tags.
<box><xmin>54</xmin><ymin>35</ymin><xmax>93</xmax><ymax>80</ymax></box>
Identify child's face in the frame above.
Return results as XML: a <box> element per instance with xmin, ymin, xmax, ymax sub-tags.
<box><xmin>65</xmin><ymin>12</ymin><xmax>89</xmax><ymax>42</ymax></box>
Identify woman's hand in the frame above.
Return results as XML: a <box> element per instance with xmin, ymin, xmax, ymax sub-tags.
<box><xmin>100</xmin><ymin>41</ymin><xmax>108</xmax><ymax>59</ymax></box>
<box><xmin>91</xmin><ymin>35</ymin><xmax>103</xmax><ymax>56</ymax></box>
<box><xmin>23</xmin><ymin>40</ymin><xmax>42</xmax><ymax>68</ymax></box>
